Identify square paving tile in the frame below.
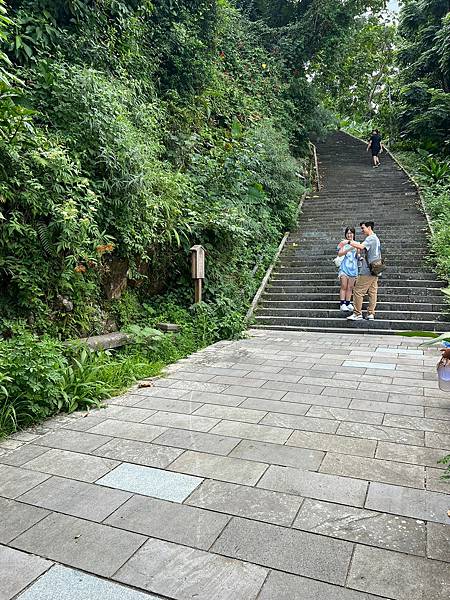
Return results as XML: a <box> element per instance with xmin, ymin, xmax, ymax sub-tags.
<box><xmin>101</xmin><ymin>405</ymin><xmax>156</xmax><ymax>422</ymax></box>
<box><xmin>168</xmin><ymin>450</ymin><xmax>268</xmax><ymax>485</ymax></box>
<box><xmin>343</xmin><ymin>360</ymin><xmax>395</xmax><ymax>370</ymax></box>
<box><xmin>281</xmin><ymin>391</ymin><xmax>350</xmax><ymax>408</ymax></box>
<box><xmin>262</xmin><ymin>381</ymin><xmax>325</xmax><ymax>395</ymax></box>
<box><xmin>170</xmin><ymin>371</ymin><xmax>216</xmax><ymax>382</ymax></box>
<box><xmin>209</xmin><ymin>420</ymin><xmax>292</xmax><ymax>444</ymax></box>
<box><xmin>0</xmin><ymin>545</ymin><xmax>52</xmax><ymax>600</ymax></box>
<box><xmin>336</xmin><ymin>422</ymin><xmax>424</xmax><ymax>446</ymax></box>
<box><xmin>15</xmin><ymin>565</ymin><xmax>159</xmax><ymax>600</ymax></box>
<box><xmin>306</xmin><ymin>406</ymin><xmax>383</xmax><ymax>425</ymax></box>
<box><xmin>135</xmin><ymin>395</ymin><xmax>204</xmax><ymax>413</ymax></box>
<box><xmin>209</xmin><ymin>375</ymin><xmax>267</xmax><ymax>388</ymax></box>
<box><xmin>12</xmin><ymin>512</ymin><xmax>145</xmax><ymax>577</ymax></box>
<box><xmin>222</xmin><ymin>386</ymin><xmax>287</xmax><ymax>400</ymax></box>
<box><xmin>185</xmin><ymin>479</ymin><xmax>302</xmax><ymax>526</ymax></box>
<box><xmin>323</xmin><ymin>387</ymin><xmax>389</xmax><ymax>402</ymax></box>
<box><xmin>239</xmin><ymin>397</ymin><xmax>312</xmax><ymax>415</ymax></box>
<box><xmin>261</xmin><ymin>412</ymin><xmax>338</xmax><ymax>434</ymax></box>
<box><xmin>170</xmin><ymin>380</ymin><xmax>228</xmax><ymax>393</ymax></box>
<box><xmin>320</xmin><ymin>453</ymin><xmax>425</xmax><ymax>488</ymax></box>
<box><xmin>347</xmin><ymin>544</ymin><xmax>450</xmax><ymax>600</ymax></box>
<box><xmin>425</xmin><ymin>467</ymin><xmax>450</xmax><ymax>493</ymax></box>
<box><xmin>425</xmin><ymin>432</ymin><xmax>450</xmax><ymax>449</ymax></box>
<box><xmin>0</xmin><ymin>464</ymin><xmax>49</xmax><ymax>499</ymax></box>
<box><xmin>375</xmin><ymin>442</ymin><xmax>447</xmax><ymax>468</ymax></box>
<box><xmin>258</xmin><ymin>465</ymin><xmax>368</xmax><ymax>507</ymax></box>
<box><xmin>23</xmin><ymin>449</ymin><xmax>118</xmax><ymax>483</ymax></box>
<box><xmin>144</xmin><ymin>411</ymin><xmax>219</xmax><ymax>432</ymax></box>
<box><xmin>114</xmin><ymin>537</ymin><xmax>267</xmax><ymax>600</ymax></box>
<box><xmin>230</xmin><ymin>439</ymin><xmax>324</xmax><ymax>470</ymax></box>
<box><xmin>34</xmin><ymin>430</ymin><xmax>110</xmax><ymax>453</ymax></box>
<box><xmin>93</xmin><ymin>437</ymin><xmax>183</xmax><ymax>468</ymax></box>
<box><xmin>152</xmin><ymin>428</ymin><xmax>240</xmax><ymax>455</ymax></box>
<box><xmin>135</xmin><ymin>387</ymin><xmax>191</xmax><ymax>399</ymax></box>
<box><xmin>258</xmin><ymin>570</ymin><xmax>379</xmax><ymax>600</ymax></box>
<box><xmin>63</xmin><ymin>415</ymin><xmax>108</xmax><ymax>432</ymax></box>
<box><xmin>366</xmin><ymin>482</ymin><xmax>450</xmax><ymax>524</ymax></box>
<box><xmin>384</xmin><ymin>414</ymin><xmax>450</xmax><ymax>434</ymax></box>
<box><xmin>0</xmin><ymin>444</ymin><xmax>49</xmax><ymax>467</ymax></box>
<box><xmin>211</xmin><ymin>517</ymin><xmax>354</xmax><ymax>586</ymax></box>
<box><xmin>193</xmin><ymin>404</ymin><xmax>267</xmax><ymax>423</ymax></box>
<box><xmin>286</xmin><ymin>430</ymin><xmax>377</xmax><ymax>458</ymax></box>
<box><xmin>19</xmin><ymin>476</ymin><xmax>131</xmax><ymax>521</ymax></box>
<box><xmin>96</xmin><ymin>463</ymin><xmax>203</xmax><ymax>501</ymax></box>
<box><xmin>86</xmin><ymin>419</ymin><xmax>167</xmax><ymax>443</ymax></box>
<box><xmin>0</xmin><ymin>498</ymin><xmax>49</xmax><ymax>544</ymax></box>
<box><xmin>427</xmin><ymin>523</ymin><xmax>450</xmax><ymax>562</ymax></box>
<box><xmin>293</xmin><ymin>498</ymin><xmax>426</xmax><ymax>555</ymax></box>
<box><xmin>105</xmin><ymin>494</ymin><xmax>229</xmax><ymax>550</ymax></box>
<box><xmin>179</xmin><ymin>391</ymin><xmax>244</xmax><ymax>406</ymax></box>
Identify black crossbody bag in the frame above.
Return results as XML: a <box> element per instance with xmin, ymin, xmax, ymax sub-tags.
<box><xmin>365</xmin><ymin>242</ymin><xmax>386</xmax><ymax>276</ymax></box>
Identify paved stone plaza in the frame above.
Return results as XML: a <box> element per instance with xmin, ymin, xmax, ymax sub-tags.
<box><xmin>1</xmin><ymin>329</ymin><xmax>449</xmax><ymax>600</ymax></box>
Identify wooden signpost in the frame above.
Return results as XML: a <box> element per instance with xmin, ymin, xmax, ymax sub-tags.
<box><xmin>190</xmin><ymin>245</ymin><xmax>205</xmax><ymax>303</ymax></box>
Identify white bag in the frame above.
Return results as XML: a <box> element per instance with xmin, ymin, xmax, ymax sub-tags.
<box><xmin>333</xmin><ymin>254</ymin><xmax>344</xmax><ymax>268</ymax></box>
<box><xmin>437</xmin><ymin>358</ymin><xmax>450</xmax><ymax>392</ymax></box>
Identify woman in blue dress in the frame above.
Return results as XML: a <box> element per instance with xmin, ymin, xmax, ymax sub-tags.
<box><xmin>337</xmin><ymin>227</ymin><xmax>358</xmax><ymax>312</ymax></box>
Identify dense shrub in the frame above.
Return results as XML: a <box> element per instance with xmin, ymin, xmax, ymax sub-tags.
<box><xmin>0</xmin><ymin>305</ymin><xmax>232</xmax><ymax>438</ymax></box>
<box><xmin>0</xmin><ymin>0</ymin><xmax>319</xmax><ymax>337</ymax></box>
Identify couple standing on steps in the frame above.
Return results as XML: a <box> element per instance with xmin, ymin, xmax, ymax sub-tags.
<box><xmin>336</xmin><ymin>221</ymin><xmax>382</xmax><ymax>321</ymax></box>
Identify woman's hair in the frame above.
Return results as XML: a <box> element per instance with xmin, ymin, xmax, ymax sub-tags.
<box><xmin>344</xmin><ymin>227</ymin><xmax>355</xmax><ymax>238</ymax></box>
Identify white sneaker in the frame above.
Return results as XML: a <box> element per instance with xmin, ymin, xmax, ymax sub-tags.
<box><xmin>340</xmin><ymin>304</ymin><xmax>350</xmax><ymax>312</ymax></box>
<box><xmin>366</xmin><ymin>314</ymin><xmax>375</xmax><ymax>320</ymax></box>
<box><xmin>347</xmin><ymin>313</ymin><xmax>363</xmax><ymax>320</ymax></box>
<box><xmin>347</xmin><ymin>303</ymin><xmax>354</xmax><ymax>311</ymax></box>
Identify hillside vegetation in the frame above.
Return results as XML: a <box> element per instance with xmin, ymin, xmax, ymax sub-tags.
<box><xmin>0</xmin><ymin>0</ymin><xmax>387</xmax><ymax>435</ymax></box>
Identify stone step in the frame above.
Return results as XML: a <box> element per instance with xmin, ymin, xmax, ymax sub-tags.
<box><xmin>264</xmin><ymin>289</ymin><xmax>446</xmax><ymax>302</ymax></box>
<box><xmin>284</xmin><ymin>241</ymin><xmax>427</xmax><ymax>248</ymax></box>
<box><xmin>272</xmin><ymin>271</ymin><xmax>438</xmax><ymax>281</ymax></box>
<box><xmin>260</xmin><ymin>300</ymin><xmax>447</xmax><ymax>312</ymax></box>
<box><xmin>252</xmin><ymin>323</ymin><xmax>443</xmax><ymax>335</ymax></box>
<box><xmin>250</xmin><ymin>131</ymin><xmax>446</xmax><ymax>335</ymax></box>
<box><xmin>276</xmin><ymin>264</ymin><xmax>436</xmax><ymax>270</ymax></box>
<box><xmin>253</xmin><ymin>315</ymin><xmax>444</xmax><ymax>332</ymax></box>
<box><xmin>295</xmin><ymin>225</ymin><xmax>427</xmax><ymax>232</ymax></box>
<box><xmin>278</xmin><ymin>258</ymin><xmax>429</xmax><ymax>266</ymax></box>
<box><xmin>269</xmin><ymin>277</ymin><xmax>445</xmax><ymax>288</ymax></box>
<box><xmin>255</xmin><ymin>307</ymin><xmax>447</xmax><ymax>322</ymax></box>
<box><xmin>283</xmin><ymin>250</ymin><xmax>430</xmax><ymax>257</ymax></box>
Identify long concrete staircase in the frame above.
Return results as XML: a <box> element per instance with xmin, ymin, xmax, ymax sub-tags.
<box><xmin>254</xmin><ymin>131</ymin><xmax>448</xmax><ymax>334</ymax></box>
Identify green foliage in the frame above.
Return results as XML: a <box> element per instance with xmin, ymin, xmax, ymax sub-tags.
<box><xmin>438</xmin><ymin>454</ymin><xmax>450</xmax><ymax>481</ymax></box>
<box><xmin>0</xmin><ymin>298</ymin><xmax>247</xmax><ymax>437</ymax></box>
<box><xmin>0</xmin><ymin>0</ymin><xmax>325</xmax><ymax>337</ymax></box>
<box><xmin>420</xmin><ymin>155</ymin><xmax>450</xmax><ymax>183</ymax></box>
<box><xmin>0</xmin><ymin>331</ymin><xmax>67</xmax><ymax>428</ymax></box>
<box><xmin>395</xmin><ymin>1</ymin><xmax>450</xmax><ymax>148</ymax></box>
<box><xmin>394</xmin><ymin>149</ymin><xmax>450</xmax><ymax>282</ymax></box>
<box><xmin>316</xmin><ymin>16</ymin><xmax>396</xmax><ymax>122</ymax></box>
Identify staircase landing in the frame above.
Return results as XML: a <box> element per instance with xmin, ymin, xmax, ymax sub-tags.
<box><xmin>254</xmin><ymin>131</ymin><xmax>448</xmax><ymax>334</ymax></box>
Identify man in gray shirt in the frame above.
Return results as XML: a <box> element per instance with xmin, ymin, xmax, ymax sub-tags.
<box><xmin>346</xmin><ymin>221</ymin><xmax>381</xmax><ymax>321</ymax></box>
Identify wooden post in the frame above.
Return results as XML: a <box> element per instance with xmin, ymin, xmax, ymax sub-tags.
<box><xmin>190</xmin><ymin>245</ymin><xmax>205</xmax><ymax>304</ymax></box>
<box><xmin>194</xmin><ymin>279</ymin><xmax>203</xmax><ymax>303</ymax></box>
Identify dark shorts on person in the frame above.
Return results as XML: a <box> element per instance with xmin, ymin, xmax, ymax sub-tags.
<box><xmin>371</xmin><ymin>146</ymin><xmax>381</xmax><ymax>156</ymax></box>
